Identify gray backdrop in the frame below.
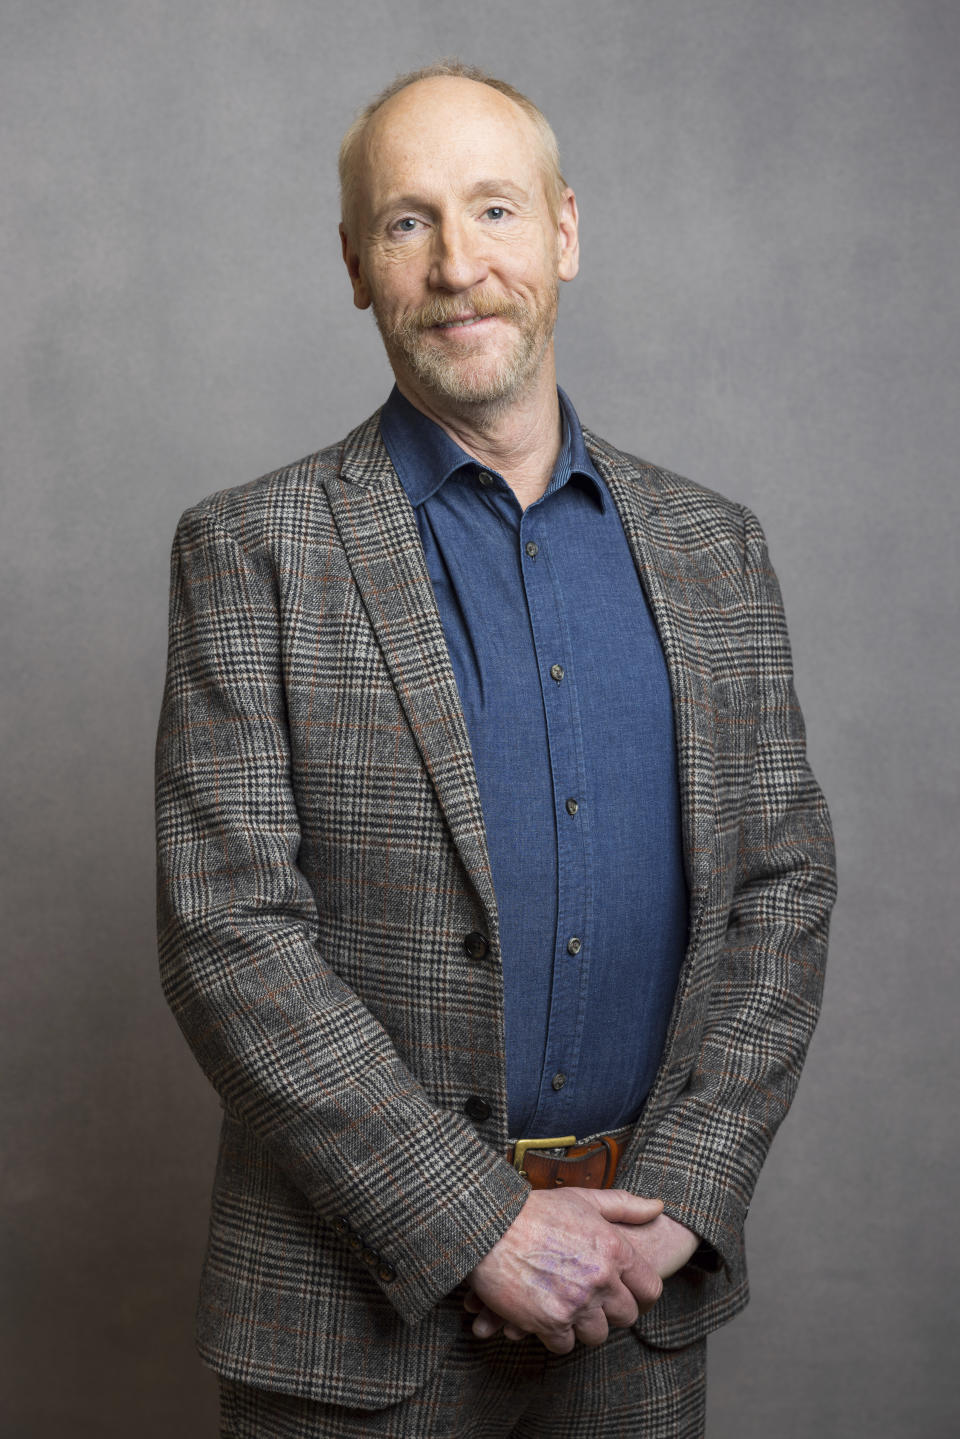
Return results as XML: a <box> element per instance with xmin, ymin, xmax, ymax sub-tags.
<box><xmin>2</xmin><ymin>1</ymin><xmax>958</xmax><ymax>1435</ymax></box>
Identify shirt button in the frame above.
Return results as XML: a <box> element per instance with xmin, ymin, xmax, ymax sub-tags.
<box><xmin>566</xmin><ymin>936</ymin><xmax>582</xmax><ymax>956</ymax></box>
<box><xmin>551</xmin><ymin>1073</ymin><xmax>567</xmax><ymax>1091</ymax></box>
<box><xmin>464</xmin><ymin>1095</ymin><xmax>492</xmax><ymax>1123</ymax></box>
<box><xmin>478</xmin><ymin>471</ymin><xmax>493</xmax><ymax>487</ymax></box>
<box><xmin>565</xmin><ymin>797</ymin><xmax>579</xmax><ymax>816</ymax></box>
<box><xmin>550</xmin><ymin>663</ymin><xmax>565</xmax><ymax>682</ymax></box>
<box><xmin>463</xmin><ymin>932</ymin><xmax>489</xmax><ymax>960</ymax></box>
<box><xmin>525</xmin><ymin>541</ymin><xmax>539</xmax><ymax>558</ymax></box>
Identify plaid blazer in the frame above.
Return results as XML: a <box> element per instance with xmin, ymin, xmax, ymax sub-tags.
<box><xmin>156</xmin><ymin>408</ymin><xmax>836</xmax><ymax>1408</ymax></box>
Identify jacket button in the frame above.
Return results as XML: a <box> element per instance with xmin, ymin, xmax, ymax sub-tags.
<box><xmin>464</xmin><ymin>1095</ymin><xmax>492</xmax><ymax>1123</ymax></box>
<box><xmin>361</xmin><ymin>1247</ymin><xmax>379</xmax><ymax>1267</ymax></box>
<box><xmin>463</xmin><ymin>932</ymin><xmax>489</xmax><ymax>960</ymax></box>
<box><xmin>378</xmin><ymin>1264</ymin><xmax>398</xmax><ymax>1284</ymax></box>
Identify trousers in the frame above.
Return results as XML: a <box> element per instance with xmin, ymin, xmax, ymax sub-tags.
<box><xmin>218</xmin><ymin>1326</ymin><xmax>707</xmax><ymax>1438</ymax></box>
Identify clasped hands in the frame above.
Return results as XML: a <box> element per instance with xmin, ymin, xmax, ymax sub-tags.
<box><xmin>464</xmin><ymin>1188</ymin><xmax>700</xmax><ymax>1354</ymax></box>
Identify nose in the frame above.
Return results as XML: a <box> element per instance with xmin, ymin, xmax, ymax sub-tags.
<box><xmin>428</xmin><ymin>217</ymin><xmax>489</xmax><ymax>292</ymax></box>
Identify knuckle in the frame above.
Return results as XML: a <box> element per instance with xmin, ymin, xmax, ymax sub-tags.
<box><xmin>542</xmin><ymin>1298</ymin><xmax>577</xmax><ymax>1333</ymax></box>
<box><xmin>599</xmin><ymin>1234</ymin><xmax>623</xmax><ymax>1266</ymax></box>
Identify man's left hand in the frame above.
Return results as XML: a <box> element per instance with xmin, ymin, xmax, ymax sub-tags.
<box><xmin>463</xmin><ymin>1210</ymin><xmax>699</xmax><ymax>1344</ymax></box>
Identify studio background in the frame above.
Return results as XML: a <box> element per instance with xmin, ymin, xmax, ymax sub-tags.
<box><xmin>2</xmin><ymin>1</ymin><xmax>957</xmax><ymax>1435</ymax></box>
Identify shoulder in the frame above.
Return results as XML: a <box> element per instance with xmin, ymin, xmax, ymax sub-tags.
<box><xmin>581</xmin><ymin>425</ymin><xmax>755</xmax><ymax>558</ymax></box>
<box><xmin>173</xmin><ymin>410</ymin><xmax>384</xmax><ymax>555</ymax></box>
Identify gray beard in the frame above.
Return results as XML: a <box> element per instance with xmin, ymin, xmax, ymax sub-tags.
<box><xmin>372</xmin><ymin>291</ymin><xmax>558</xmax><ymax>415</ymax></box>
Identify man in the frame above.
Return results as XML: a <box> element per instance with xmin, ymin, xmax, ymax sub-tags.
<box><xmin>156</xmin><ymin>62</ymin><xmax>836</xmax><ymax>1438</ymax></box>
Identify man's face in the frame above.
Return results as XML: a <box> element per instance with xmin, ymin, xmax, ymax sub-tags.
<box><xmin>340</xmin><ymin>77</ymin><xmax>579</xmax><ymax>411</ymax></box>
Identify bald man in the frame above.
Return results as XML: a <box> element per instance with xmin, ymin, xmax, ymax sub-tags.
<box><xmin>157</xmin><ymin>61</ymin><xmax>836</xmax><ymax>1439</ymax></box>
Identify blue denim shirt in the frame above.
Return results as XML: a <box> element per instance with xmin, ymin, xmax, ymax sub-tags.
<box><xmin>380</xmin><ymin>385</ymin><xmax>688</xmax><ymax>1140</ymax></box>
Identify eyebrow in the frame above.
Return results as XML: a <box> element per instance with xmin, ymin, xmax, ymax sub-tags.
<box><xmin>464</xmin><ymin>179</ymin><xmax>534</xmax><ymax>203</ymax></box>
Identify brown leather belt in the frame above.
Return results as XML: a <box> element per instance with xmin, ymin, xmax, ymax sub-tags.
<box><xmin>506</xmin><ymin>1129</ymin><xmax>631</xmax><ymax>1190</ymax></box>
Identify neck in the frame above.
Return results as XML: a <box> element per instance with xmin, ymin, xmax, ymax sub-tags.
<box><xmin>393</xmin><ymin>354</ymin><xmax>563</xmax><ymax>509</ymax></box>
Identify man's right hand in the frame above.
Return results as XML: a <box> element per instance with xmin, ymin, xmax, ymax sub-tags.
<box><xmin>466</xmin><ymin>1188</ymin><xmax>665</xmax><ymax>1354</ymax></box>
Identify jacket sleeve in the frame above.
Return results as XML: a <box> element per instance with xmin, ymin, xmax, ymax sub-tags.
<box><xmin>630</xmin><ymin>505</ymin><xmax>837</xmax><ymax>1294</ymax></box>
<box><xmin>155</xmin><ymin>504</ymin><xmax>529</xmax><ymax>1325</ymax></box>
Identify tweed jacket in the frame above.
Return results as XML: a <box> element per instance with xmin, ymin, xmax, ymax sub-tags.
<box><xmin>156</xmin><ymin>407</ymin><xmax>836</xmax><ymax>1408</ymax></box>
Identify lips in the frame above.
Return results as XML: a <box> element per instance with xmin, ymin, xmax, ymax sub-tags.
<box><xmin>432</xmin><ymin>314</ymin><xmax>495</xmax><ymax>330</ymax></box>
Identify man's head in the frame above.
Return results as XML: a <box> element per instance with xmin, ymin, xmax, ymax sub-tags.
<box><xmin>338</xmin><ymin>62</ymin><xmax>579</xmax><ymax>415</ymax></box>
<box><xmin>338</xmin><ymin>62</ymin><xmax>567</xmax><ymax>233</ymax></box>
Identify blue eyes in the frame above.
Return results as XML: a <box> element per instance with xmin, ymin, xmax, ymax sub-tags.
<box><xmin>390</xmin><ymin>207</ymin><xmax>509</xmax><ymax>235</ymax></box>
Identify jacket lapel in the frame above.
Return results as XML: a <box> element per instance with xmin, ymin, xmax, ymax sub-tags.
<box><xmin>584</xmin><ymin>432</ymin><xmax>717</xmax><ymax>946</ymax></box>
<box><xmin>322</xmin><ymin>411</ymin><xmax>500</xmax><ymax>945</ymax></box>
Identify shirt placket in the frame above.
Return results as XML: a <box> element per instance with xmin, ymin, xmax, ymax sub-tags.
<box><xmin>518</xmin><ymin>498</ymin><xmax>593</xmax><ymax>1135</ymax></box>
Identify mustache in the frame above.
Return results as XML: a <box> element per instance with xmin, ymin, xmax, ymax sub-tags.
<box><xmin>382</xmin><ymin>289</ymin><xmax>529</xmax><ymax>339</ymax></box>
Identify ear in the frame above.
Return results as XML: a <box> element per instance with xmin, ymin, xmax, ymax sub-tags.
<box><xmin>339</xmin><ymin>223</ymin><xmax>372</xmax><ymax>310</ymax></box>
<box><xmin>556</xmin><ymin>189</ymin><xmax>580</xmax><ymax>283</ymax></box>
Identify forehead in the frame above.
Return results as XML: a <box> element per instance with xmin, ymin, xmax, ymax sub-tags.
<box><xmin>358</xmin><ymin>77</ymin><xmax>546</xmax><ymax>208</ymax></box>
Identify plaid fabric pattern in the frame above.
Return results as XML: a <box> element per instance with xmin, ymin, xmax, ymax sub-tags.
<box><xmin>156</xmin><ymin>409</ymin><xmax>836</xmax><ymax>1406</ymax></box>
<box><xmin>219</xmin><ymin>1329</ymin><xmax>707</xmax><ymax>1438</ymax></box>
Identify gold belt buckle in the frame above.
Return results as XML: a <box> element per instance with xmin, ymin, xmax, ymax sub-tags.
<box><xmin>512</xmin><ymin>1134</ymin><xmax>577</xmax><ymax>1179</ymax></box>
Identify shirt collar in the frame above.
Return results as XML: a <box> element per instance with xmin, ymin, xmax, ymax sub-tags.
<box><xmin>379</xmin><ymin>384</ymin><xmax>607</xmax><ymax>512</ymax></box>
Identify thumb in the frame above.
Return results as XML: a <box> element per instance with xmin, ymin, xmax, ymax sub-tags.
<box><xmin>589</xmin><ymin>1189</ymin><xmax>664</xmax><ymax>1225</ymax></box>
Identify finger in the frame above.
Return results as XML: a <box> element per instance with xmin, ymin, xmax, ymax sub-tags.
<box><xmin>502</xmin><ymin>1323</ymin><xmax>527</xmax><ymax>1342</ymax></box>
<box><xmin>462</xmin><ymin>1291</ymin><xmax>483</xmax><ymax>1313</ymax></box>
<box><xmin>535</xmin><ymin>1325</ymin><xmax>577</xmax><ymax>1356</ymax></box>
<box><xmin>590</xmin><ymin>1190</ymin><xmax>664</xmax><ymax>1226</ymax></box>
<box><xmin>472</xmin><ymin>1308</ymin><xmax>507</xmax><ymax>1339</ymax></box>
<box><xmin>600</xmin><ymin>1279</ymin><xmax>640</xmax><ymax>1331</ymax></box>
<box><xmin>620</xmin><ymin>1254</ymin><xmax>663</xmax><ymax>1315</ymax></box>
<box><xmin>572</xmin><ymin>1306</ymin><xmax>610</xmax><ymax>1348</ymax></box>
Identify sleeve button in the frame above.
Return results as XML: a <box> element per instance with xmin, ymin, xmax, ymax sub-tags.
<box><xmin>361</xmin><ymin>1247</ymin><xmax>379</xmax><ymax>1267</ymax></box>
<box><xmin>378</xmin><ymin>1264</ymin><xmax>398</xmax><ymax>1284</ymax></box>
<box><xmin>464</xmin><ymin>1095</ymin><xmax>492</xmax><ymax>1122</ymax></box>
<box><xmin>331</xmin><ymin>1216</ymin><xmax>350</xmax><ymax>1235</ymax></box>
